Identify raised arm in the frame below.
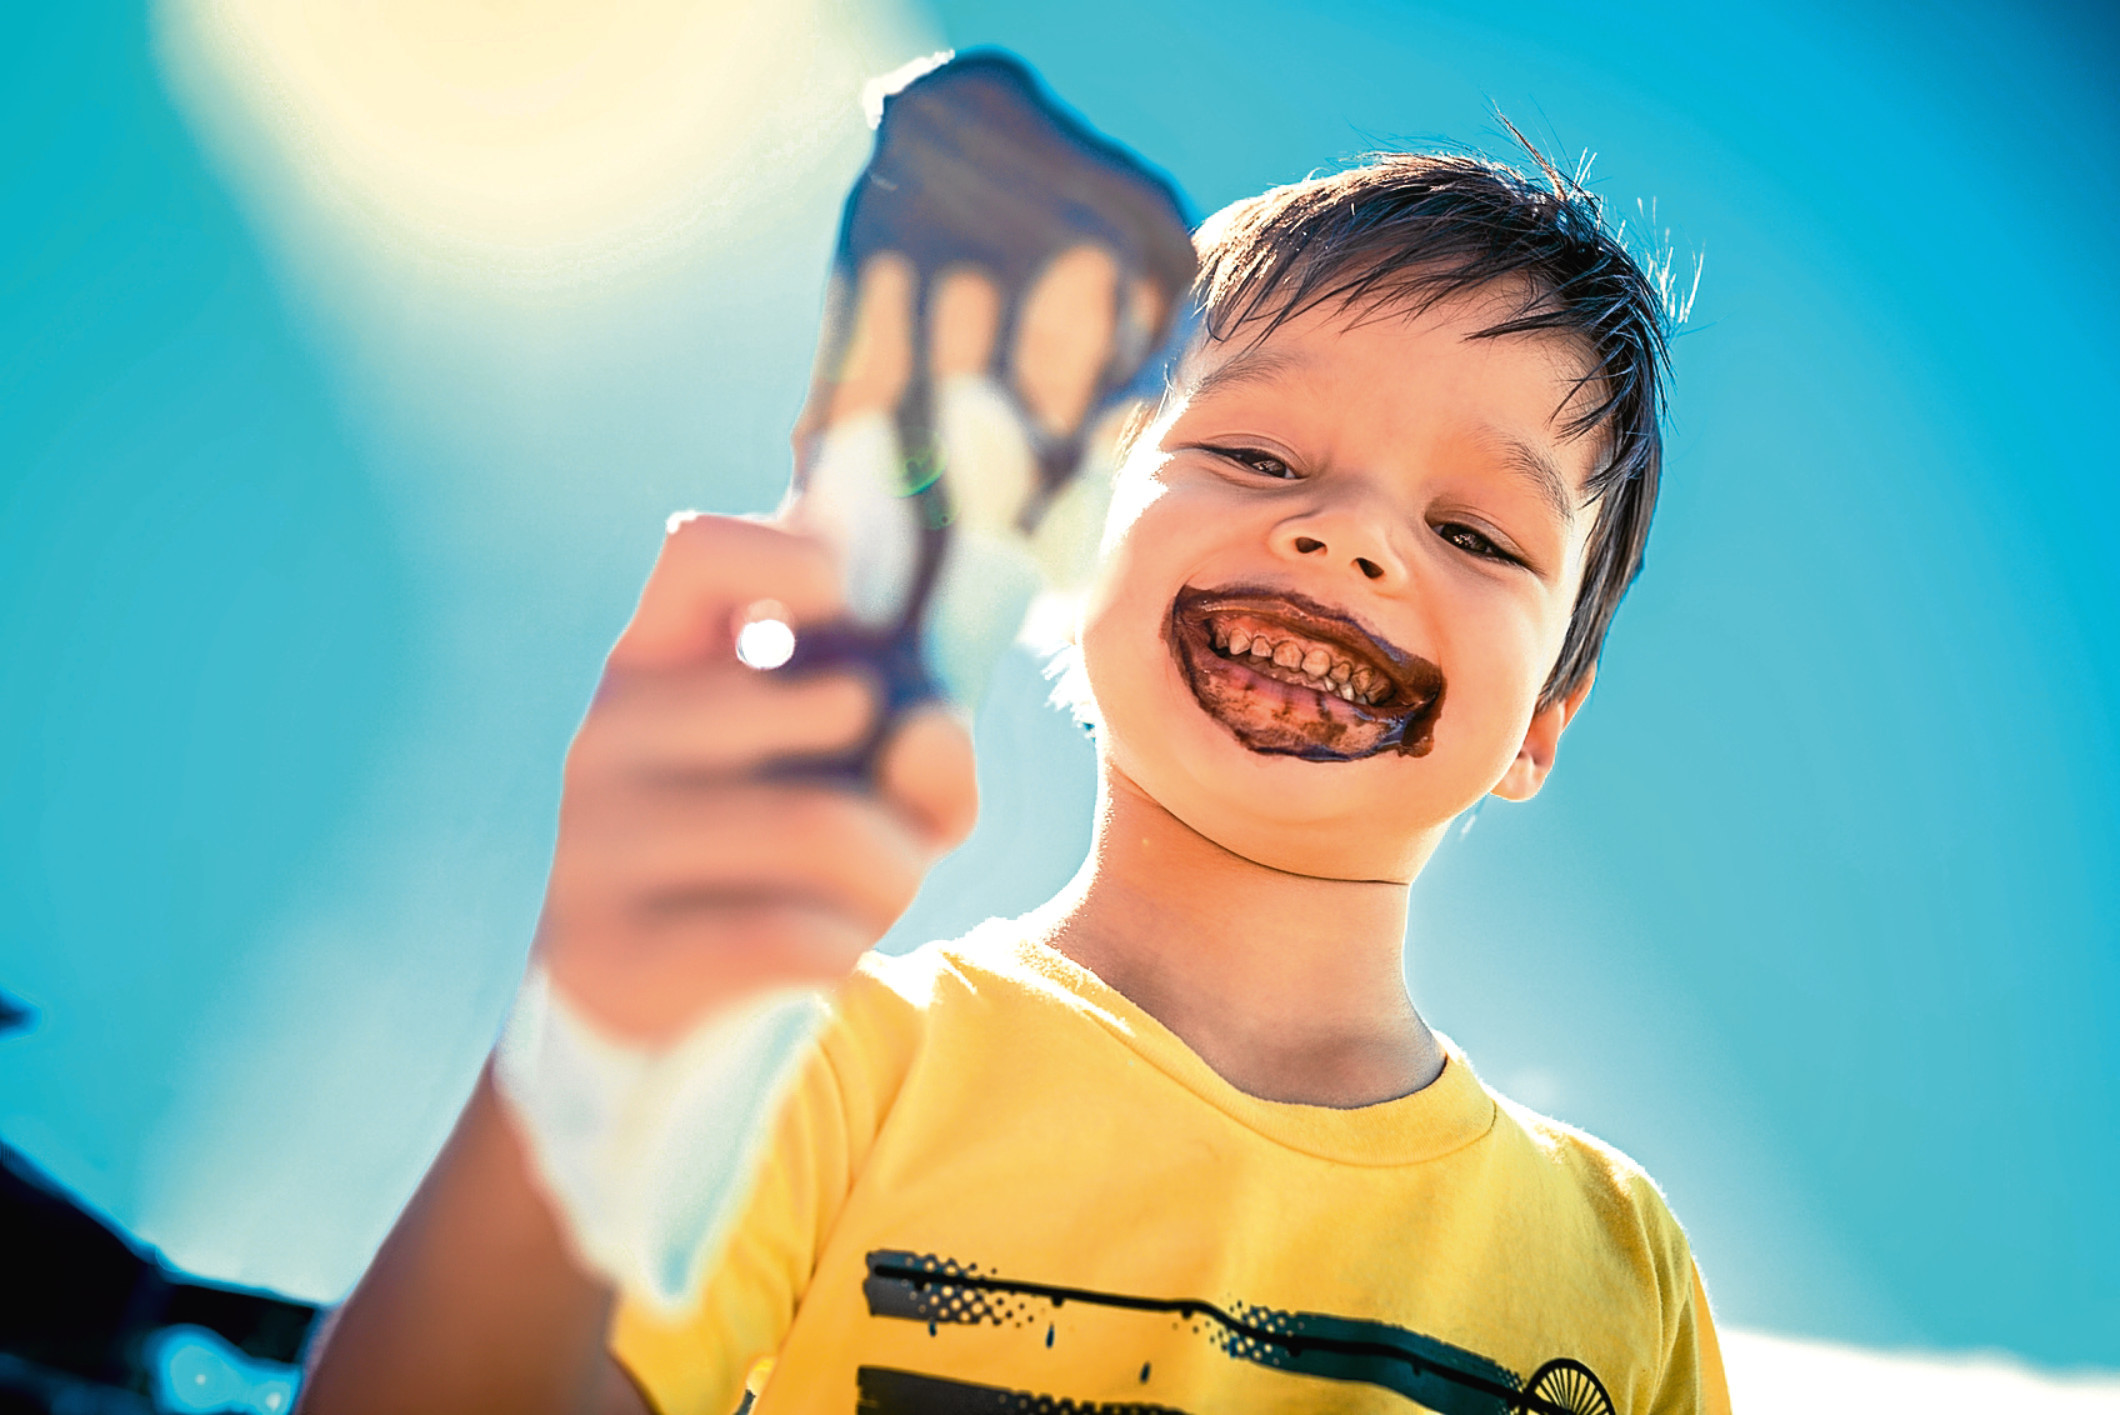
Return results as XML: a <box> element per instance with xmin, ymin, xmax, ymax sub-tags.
<box><xmin>299</xmin><ymin>1066</ymin><xmax>646</xmax><ymax>1415</ymax></box>
<box><xmin>298</xmin><ymin>514</ymin><xmax>975</xmax><ymax>1415</ymax></box>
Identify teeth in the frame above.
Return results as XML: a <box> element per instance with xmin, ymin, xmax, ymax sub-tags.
<box><xmin>1205</xmin><ymin>620</ymin><xmax>1403</xmax><ymax>709</ymax></box>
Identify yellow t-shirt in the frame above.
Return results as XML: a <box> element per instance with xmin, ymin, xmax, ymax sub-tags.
<box><xmin>613</xmin><ymin>922</ymin><xmax>1731</xmax><ymax>1415</ymax></box>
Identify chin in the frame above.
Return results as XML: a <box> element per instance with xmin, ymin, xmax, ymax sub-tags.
<box><xmin>1105</xmin><ymin>712</ymin><xmax>1452</xmax><ymax>883</ymax></box>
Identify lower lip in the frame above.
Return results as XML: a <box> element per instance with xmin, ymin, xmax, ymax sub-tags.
<box><xmin>1165</xmin><ymin>606</ymin><xmax>1439</xmax><ymax>761</ymax></box>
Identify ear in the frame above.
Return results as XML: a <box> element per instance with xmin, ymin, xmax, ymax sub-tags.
<box><xmin>1490</xmin><ymin>666</ymin><xmax>1595</xmax><ymax>803</ymax></box>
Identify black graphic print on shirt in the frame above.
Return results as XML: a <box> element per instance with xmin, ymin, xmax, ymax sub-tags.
<box><xmin>860</xmin><ymin>1250</ymin><xmax>1616</xmax><ymax>1415</ymax></box>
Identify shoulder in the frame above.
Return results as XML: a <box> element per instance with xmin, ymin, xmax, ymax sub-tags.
<box><xmin>813</xmin><ymin>920</ymin><xmax>1041</xmax><ymax>1106</ymax></box>
<box><xmin>840</xmin><ymin>919</ymin><xmax>1025</xmax><ymax>1016</ymax></box>
<box><xmin>1481</xmin><ymin>1085</ymin><xmax>1699</xmax><ymax>1325</ymax></box>
<box><xmin>1441</xmin><ymin>1077</ymin><xmax>1722</xmax><ymax>1412</ymax></box>
<box><xmin>841</xmin><ymin>916</ymin><xmax>1072</xmax><ymax>1022</ymax></box>
<box><xmin>1497</xmin><ymin>1095</ymin><xmax>1673</xmax><ymax>1207</ymax></box>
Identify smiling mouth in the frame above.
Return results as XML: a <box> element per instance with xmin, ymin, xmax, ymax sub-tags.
<box><xmin>1167</xmin><ymin>586</ymin><xmax>1445</xmax><ymax>760</ymax></box>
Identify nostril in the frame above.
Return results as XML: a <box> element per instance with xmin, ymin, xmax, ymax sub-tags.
<box><xmin>1356</xmin><ymin>557</ymin><xmax>1384</xmax><ymax>580</ymax></box>
<box><xmin>1293</xmin><ymin>536</ymin><xmax>1325</xmax><ymax>554</ymax></box>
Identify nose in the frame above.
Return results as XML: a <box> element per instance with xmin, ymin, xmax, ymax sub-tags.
<box><xmin>1271</xmin><ymin>500</ymin><xmax>1408</xmax><ymax>586</ymax></box>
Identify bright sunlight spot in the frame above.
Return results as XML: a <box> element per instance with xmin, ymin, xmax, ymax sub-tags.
<box><xmin>157</xmin><ymin>0</ymin><xmax>912</xmax><ymax>280</ymax></box>
<box><xmin>736</xmin><ymin>617</ymin><xmax>797</xmax><ymax>671</ymax></box>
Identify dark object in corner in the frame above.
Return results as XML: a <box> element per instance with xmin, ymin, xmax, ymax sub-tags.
<box><xmin>0</xmin><ymin>1140</ymin><xmax>319</xmax><ymax>1409</ymax></box>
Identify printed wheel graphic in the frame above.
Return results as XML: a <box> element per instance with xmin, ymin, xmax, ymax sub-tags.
<box><xmin>1521</xmin><ymin>1358</ymin><xmax>1616</xmax><ymax>1415</ymax></box>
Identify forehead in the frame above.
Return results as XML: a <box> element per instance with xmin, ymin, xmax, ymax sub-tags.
<box><xmin>1186</xmin><ymin>278</ymin><xmax>1598</xmax><ymax>397</ymax></box>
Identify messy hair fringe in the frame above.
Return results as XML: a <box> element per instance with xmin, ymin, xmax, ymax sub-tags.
<box><xmin>1191</xmin><ymin>120</ymin><xmax>1697</xmax><ymax>706</ymax></box>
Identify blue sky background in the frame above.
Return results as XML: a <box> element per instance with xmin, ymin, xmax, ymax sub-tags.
<box><xmin>3</xmin><ymin>0</ymin><xmax>2116</xmax><ymax>1372</ymax></box>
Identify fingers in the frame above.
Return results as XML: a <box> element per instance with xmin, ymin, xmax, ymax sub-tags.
<box><xmin>572</xmin><ymin>666</ymin><xmax>875</xmax><ymax>781</ymax></box>
<box><xmin>540</xmin><ymin>418</ymin><xmax>986</xmax><ymax>1042</ymax></box>
<box><xmin>562</xmin><ymin>781</ymin><xmax>933</xmax><ymax>941</ymax></box>
<box><xmin>545</xmin><ymin>901</ymin><xmax>873</xmax><ymax>1042</ymax></box>
<box><xmin>610</xmin><ymin>515</ymin><xmax>843</xmax><ymax>671</ymax></box>
<box><xmin>542</xmin><ymin>771</ymin><xmax>937</xmax><ymax>1044</ymax></box>
<box><xmin>877</xmin><ymin>702</ymin><xmax>979</xmax><ymax>853</ymax></box>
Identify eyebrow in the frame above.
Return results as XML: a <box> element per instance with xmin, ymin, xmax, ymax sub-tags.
<box><xmin>1496</xmin><ymin>434</ymin><xmax>1580</xmax><ymax>526</ymax></box>
<box><xmin>1183</xmin><ymin>344</ymin><xmax>1306</xmax><ymax>403</ymax></box>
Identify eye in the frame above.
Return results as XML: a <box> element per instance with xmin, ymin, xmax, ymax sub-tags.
<box><xmin>1435</xmin><ymin>521</ymin><xmax>1518</xmax><ymax>564</ymax></box>
<box><xmin>1206</xmin><ymin>445</ymin><xmax>1299</xmax><ymax>480</ymax></box>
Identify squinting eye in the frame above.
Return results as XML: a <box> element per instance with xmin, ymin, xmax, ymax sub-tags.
<box><xmin>1436</xmin><ymin>522</ymin><xmax>1514</xmax><ymax>563</ymax></box>
<box><xmin>1217</xmin><ymin>447</ymin><xmax>1297</xmax><ymax>479</ymax></box>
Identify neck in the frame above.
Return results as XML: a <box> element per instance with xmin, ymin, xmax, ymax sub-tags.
<box><xmin>1033</xmin><ymin>762</ymin><xmax>1443</xmax><ymax>1108</ymax></box>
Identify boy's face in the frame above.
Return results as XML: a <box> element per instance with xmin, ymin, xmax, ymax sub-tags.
<box><xmin>1079</xmin><ymin>284</ymin><xmax>1605</xmax><ymax>883</ymax></box>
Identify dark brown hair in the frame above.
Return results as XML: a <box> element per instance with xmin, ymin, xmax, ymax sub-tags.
<box><xmin>1190</xmin><ymin>144</ymin><xmax>1686</xmax><ymax>707</ymax></box>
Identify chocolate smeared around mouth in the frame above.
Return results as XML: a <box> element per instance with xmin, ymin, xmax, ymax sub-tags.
<box><xmin>1167</xmin><ymin>585</ymin><xmax>1445</xmax><ymax>760</ymax></box>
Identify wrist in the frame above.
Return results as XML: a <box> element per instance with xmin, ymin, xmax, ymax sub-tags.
<box><xmin>490</xmin><ymin>964</ymin><xmax>823</xmax><ymax>1313</ymax></box>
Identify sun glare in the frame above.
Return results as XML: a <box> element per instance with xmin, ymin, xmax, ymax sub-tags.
<box><xmin>157</xmin><ymin>0</ymin><xmax>920</xmax><ymax>279</ymax></box>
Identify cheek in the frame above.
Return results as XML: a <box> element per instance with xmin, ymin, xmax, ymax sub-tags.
<box><xmin>1077</xmin><ymin>596</ymin><xmax>1180</xmax><ymax>796</ymax></box>
<box><xmin>1081</xmin><ymin>460</ymin><xmax>1234</xmax><ymax>636</ymax></box>
<box><xmin>1096</xmin><ymin>441</ymin><xmax>1178</xmax><ymax>558</ymax></box>
<box><xmin>1439</xmin><ymin>524</ymin><xmax>1586</xmax><ymax>689</ymax></box>
<box><xmin>1080</xmin><ymin>499</ymin><xmax>1165</xmax><ymax>654</ymax></box>
<box><xmin>1430</xmin><ymin>579</ymin><xmax>1555</xmax><ymax>739</ymax></box>
<box><xmin>1076</xmin><ymin>520</ymin><xmax>1173</xmax><ymax>730</ymax></box>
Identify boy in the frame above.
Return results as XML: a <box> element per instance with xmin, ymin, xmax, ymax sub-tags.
<box><xmin>302</xmin><ymin>150</ymin><xmax>1731</xmax><ymax>1414</ymax></box>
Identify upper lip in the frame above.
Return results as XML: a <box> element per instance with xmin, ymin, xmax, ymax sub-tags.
<box><xmin>1172</xmin><ymin>584</ymin><xmax>1440</xmax><ymax>711</ymax></box>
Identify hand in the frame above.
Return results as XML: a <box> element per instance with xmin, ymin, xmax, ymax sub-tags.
<box><xmin>534</xmin><ymin>513</ymin><xmax>977</xmax><ymax>1043</ymax></box>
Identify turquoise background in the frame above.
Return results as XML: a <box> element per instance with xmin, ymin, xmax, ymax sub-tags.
<box><xmin>3</xmin><ymin>0</ymin><xmax>2115</xmax><ymax>1370</ymax></box>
